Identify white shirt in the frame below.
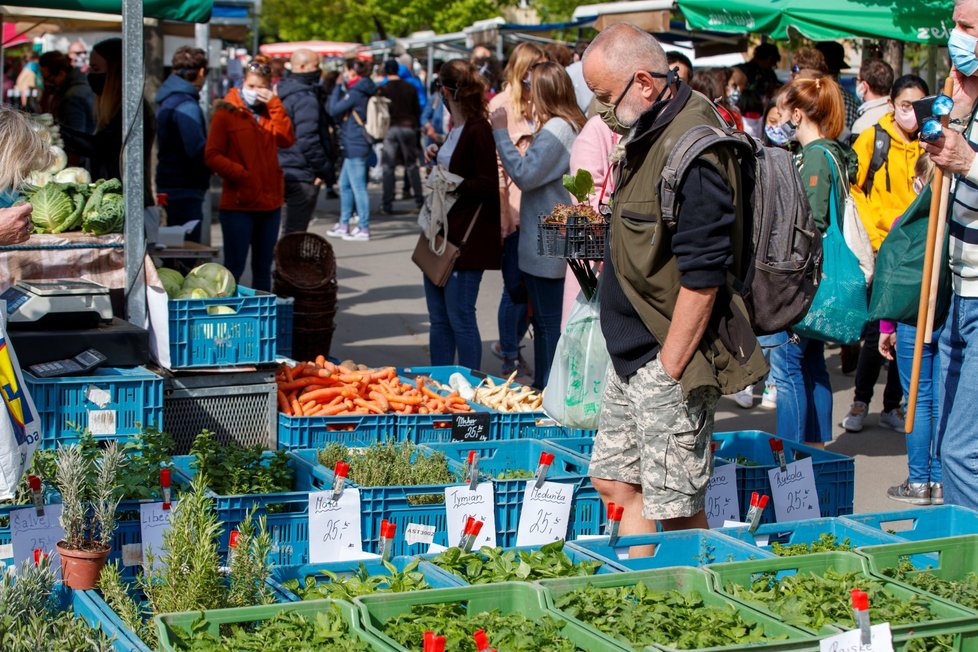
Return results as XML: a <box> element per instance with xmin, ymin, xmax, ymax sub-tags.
<box><xmin>438</xmin><ymin>122</ymin><xmax>465</xmax><ymax>168</ymax></box>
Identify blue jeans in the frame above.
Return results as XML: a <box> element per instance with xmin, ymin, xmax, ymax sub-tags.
<box><xmin>424</xmin><ymin>270</ymin><xmax>484</xmax><ymax>369</ymax></box>
<box><xmin>897</xmin><ymin>323</ymin><xmax>942</xmax><ymax>484</ymax></box>
<box><xmin>159</xmin><ymin>188</ymin><xmax>205</xmax><ymax>243</ymax></box>
<box><xmin>939</xmin><ymin>294</ymin><xmax>978</xmax><ymax>508</ymax></box>
<box><xmin>338</xmin><ymin>157</ymin><xmax>370</xmax><ymax>230</ymax></box>
<box><xmin>497</xmin><ymin>232</ymin><xmax>528</xmax><ymax>360</ymax></box>
<box><xmin>769</xmin><ymin>332</ymin><xmax>833</xmax><ymax>443</ymax></box>
<box><xmin>524</xmin><ymin>273</ymin><xmax>565</xmax><ymax>390</ymax></box>
<box><xmin>219</xmin><ymin>209</ymin><xmax>280</xmax><ymax>292</ymax></box>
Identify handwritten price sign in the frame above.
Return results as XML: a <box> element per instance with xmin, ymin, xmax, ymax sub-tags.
<box><xmin>140</xmin><ymin>502</ymin><xmax>174</xmax><ymax>570</ymax></box>
<box><xmin>706</xmin><ymin>463</ymin><xmax>740</xmax><ymax>529</ymax></box>
<box><xmin>308</xmin><ymin>488</ymin><xmax>368</xmax><ymax>563</ymax></box>
<box><xmin>820</xmin><ymin>623</ymin><xmax>894</xmax><ymax>652</ymax></box>
<box><xmin>768</xmin><ymin>457</ymin><xmax>820</xmax><ymax>523</ymax></box>
<box><xmin>516</xmin><ymin>481</ymin><xmax>573</xmax><ymax>546</ymax></box>
<box><xmin>444</xmin><ymin>482</ymin><xmax>496</xmax><ymax>548</ymax></box>
<box><xmin>11</xmin><ymin>504</ymin><xmax>63</xmax><ymax>574</ymax></box>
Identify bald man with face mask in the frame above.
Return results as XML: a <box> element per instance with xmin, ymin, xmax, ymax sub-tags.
<box><xmin>277</xmin><ymin>48</ymin><xmax>334</xmax><ymax>234</ymax></box>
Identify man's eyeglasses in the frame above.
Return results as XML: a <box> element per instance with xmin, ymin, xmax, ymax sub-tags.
<box><xmin>247</xmin><ymin>61</ymin><xmax>271</xmax><ymax>76</ymax></box>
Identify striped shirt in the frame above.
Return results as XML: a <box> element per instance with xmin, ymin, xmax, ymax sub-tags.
<box><xmin>950</xmin><ymin>116</ymin><xmax>978</xmax><ymax>296</ymax></box>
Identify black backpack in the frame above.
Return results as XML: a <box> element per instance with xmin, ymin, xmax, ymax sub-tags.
<box><xmin>660</xmin><ymin>125</ymin><xmax>822</xmax><ymax>335</ymax></box>
<box><xmin>861</xmin><ymin>123</ymin><xmax>891</xmax><ymax>196</ymax></box>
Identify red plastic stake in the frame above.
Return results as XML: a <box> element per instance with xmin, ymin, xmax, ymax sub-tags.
<box><xmin>458</xmin><ymin>516</ymin><xmax>477</xmax><ymax>548</ymax></box>
<box><xmin>423</xmin><ymin>631</ymin><xmax>435</xmax><ymax>652</ymax></box>
<box><xmin>604</xmin><ymin>502</ymin><xmax>616</xmax><ymax>535</ymax></box>
<box><xmin>160</xmin><ymin>467</ymin><xmax>172</xmax><ymax>510</ymax></box>
<box><xmin>473</xmin><ymin>629</ymin><xmax>491</xmax><ymax>652</ymax></box>
<box><xmin>851</xmin><ymin>589</ymin><xmax>871</xmax><ymax>645</ymax></box>
<box><xmin>432</xmin><ymin>636</ymin><xmax>446</xmax><ymax>652</ymax></box>
<box><xmin>332</xmin><ymin>461</ymin><xmax>350</xmax><ymax>501</ymax></box>
<box><xmin>769</xmin><ymin>438</ymin><xmax>787</xmax><ymax>472</ymax></box>
<box><xmin>467</xmin><ymin>451</ymin><xmax>480</xmax><ymax>490</ymax></box>
<box><xmin>28</xmin><ymin>474</ymin><xmax>43</xmax><ymax>517</ymax></box>
<box><xmin>608</xmin><ymin>506</ymin><xmax>624</xmax><ymax>546</ymax></box>
<box><xmin>463</xmin><ymin>519</ymin><xmax>484</xmax><ymax>552</ymax></box>
<box><xmin>381</xmin><ymin>522</ymin><xmax>397</xmax><ymax>561</ymax></box>
<box><xmin>33</xmin><ymin>548</ymin><xmax>46</xmax><ymax>565</ymax></box>
<box><xmin>229</xmin><ymin>530</ymin><xmax>240</xmax><ymax>548</ymax></box>
<box><xmin>534</xmin><ymin>452</ymin><xmax>555</xmax><ymax>488</ymax></box>
<box><xmin>746</xmin><ymin>494</ymin><xmax>769</xmax><ymax>533</ymax></box>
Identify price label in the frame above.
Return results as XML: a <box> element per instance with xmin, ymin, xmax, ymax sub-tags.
<box><xmin>88</xmin><ymin>410</ymin><xmax>117</xmax><ymax>436</ymax></box>
<box><xmin>85</xmin><ymin>385</ymin><xmax>111</xmax><ymax>409</ymax></box>
<box><xmin>140</xmin><ymin>502</ymin><xmax>173</xmax><ymax>569</ymax></box>
<box><xmin>516</xmin><ymin>481</ymin><xmax>572</xmax><ymax>546</ymax></box>
<box><xmin>308</xmin><ymin>488</ymin><xmax>368</xmax><ymax>563</ymax></box>
<box><xmin>11</xmin><ymin>503</ymin><xmax>63</xmax><ymax>574</ymax></box>
<box><xmin>122</xmin><ymin>543</ymin><xmax>143</xmax><ymax>567</ymax></box>
<box><xmin>404</xmin><ymin>522</ymin><xmax>436</xmax><ymax>546</ymax></box>
<box><xmin>768</xmin><ymin>457</ymin><xmax>820</xmax><ymax>523</ymax></box>
<box><xmin>820</xmin><ymin>623</ymin><xmax>894</xmax><ymax>652</ymax></box>
<box><xmin>451</xmin><ymin>413</ymin><xmax>490</xmax><ymax>442</ymax></box>
<box><xmin>706</xmin><ymin>463</ymin><xmax>740</xmax><ymax>529</ymax></box>
<box><xmin>444</xmin><ymin>482</ymin><xmax>496</xmax><ymax>548</ymax></box>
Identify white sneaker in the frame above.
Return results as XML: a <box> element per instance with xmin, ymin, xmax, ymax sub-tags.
<box><xmin>326</xmin><ymin>223</ymin><xmax>348</xmax><ymax>238</ymax></box>
<box><xmin>841</xmin><ymin>401</ymin><xmax>868</xmax><ymax>432</ymax></box>
<box><xmin>879</xmin><ymin>408</ymin><xmax>906</xmax><ymax>432</ymax></box>
<box><xmin>731</xmin><ymin>385</ymin><xmax>754</xmax><ymax>409</ymax></box>
<box><xmin>342</xmin><ymin>227</ymin><xmax>370</xmax><ymax>242</ymax></box>
<box><xmin>761</xmin><ymin>383</ymin><xmax>777</xmax><ymax>408</ymax></box>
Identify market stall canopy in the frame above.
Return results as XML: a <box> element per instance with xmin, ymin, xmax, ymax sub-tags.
<box><xmin>2</xmin><ymin>22</ymin><xmax>29</xmax><ymax>46</ymax></box>
<box><xmin>260</xmin><ymin>40</ymin><xmax>372</xmax><ymax>60</ymax></box>
<box><xmin>0</xmin><ymin>0</ymin><xmax>212</xmax><ymax>22</ymax></box>
<box><xmin>677</xmin><ymin>0</ymin><xmax>953</xmax><ymax>44</ymax></box>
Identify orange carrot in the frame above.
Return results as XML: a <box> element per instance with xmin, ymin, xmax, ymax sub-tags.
<box><xmin>322</xmin><ymin>402</ymin><xmax>349</xmax><ymax>416</ymax></box>
<box><xmin>277</xmin><ymin>390</ymin><xmax>292</xmax><ymax>416</ymax></box>
<box><xmin>290</xmin><ymin>397</ymin><xmax>303</xmax><ymax>416</ymax></box>
<box><xmin>278</xmin><ymin>376</ymin><xmax>332</xmax><ymax>392</ymax></box>
<box><xmin>354</xmin><ymin>398</ymin><xmax>385</xmax><ymax>415</ymax></box>
<box><xmin>302</xmin><ymin>386</ymin><xmax>348</xmax><ymax>402</ymax></box>
<box><xmin>315</xmin><ymin>355</ymin><xmax>327</xmax><ymax>367</ymax></box>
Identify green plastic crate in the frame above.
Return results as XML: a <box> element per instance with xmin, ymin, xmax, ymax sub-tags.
<box><xmin>355</xmin><ymin>582</ymin><xmax>615</xmax><ymax>651</ymax></box>
<box><xmin>706</xmin><ymin>551</ymin><xmax>978</xmax><ymax>650</ymax></box>
<box><xmin>155</xmin><ymin>598</ymin><xmax>391</xmax><ymax>651</ymax></box>
<box><xmin>537</xmin><ymin>567</ymin><xmax>819</xmax><ymax>652</ymax></box>
<box><xmin>859</xmin><ymin>535</ymin><xmax>978</xmax><ymax>615</ymax></box>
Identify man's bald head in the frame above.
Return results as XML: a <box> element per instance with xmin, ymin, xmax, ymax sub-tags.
<box><xmin>583</xmin><ymin>23</ymin><xmax>668</xmax><ymax>92</ymax></box>
<box><xmin>291</xmin><ymin>48</ymin><xmax>320</xmax><ymax>73</ymax></box>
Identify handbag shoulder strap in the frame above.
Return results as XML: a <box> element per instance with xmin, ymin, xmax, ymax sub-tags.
<box><xmin>459</xmin><ymin>204</ymin><xmax>483</xmax><ymax>247</ymax></box>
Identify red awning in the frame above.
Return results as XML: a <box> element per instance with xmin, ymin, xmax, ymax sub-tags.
<box><xmin>3</xmin><ymin>23</ymin><xmax>31</xmax><ymax>48</ymax></box>
<box><xmin>259</xmin><ymin>40</ymin><xmax>372</xmax><ymax>60</ymax></box>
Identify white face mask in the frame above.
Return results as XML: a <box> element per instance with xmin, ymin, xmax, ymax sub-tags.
<box><xmin>240</xmin><ymin>87</ymin><xmax>259</xmax><ymax>105</ymax></box>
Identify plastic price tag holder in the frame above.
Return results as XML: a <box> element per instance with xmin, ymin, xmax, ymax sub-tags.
<box><xmin>473</xmin><ymin>630</ymin><xmax>490</xmax><ymax>652</ymax></box>
<box><xmin>534</xmin><ymin>452</ymin><xmax>555</xmax><ymax>488</ymax></box>
<box><xmin>604</xmin><ymin>502</ymin><xmax>616</xmax><ymax>536</ymax></box>
<box><xmin>744</xmin><ymin>492</ymin><xmax>770</xmax><ymax>533</ymax></box>
<box><xmin>768</xmin><ymin>457</ymin><xmax>820</xmax><ymax>523</ymax></box>
<box><xmin>462</xmin><ymin>520</ymin><xmax>484</xmax><ymax>552</ymax></box>
<box><xmin>769</xmin><ymin>438</ymin><xmax>788</xmax><ymax>473</ymax></box>
<box><xmin>331</xmin><ymin>461</ymin><xmax>349</xmax><ymax>501</ymax></box>
<box><xmin>160</xmin><ymin>468</ymin><xmax>172</xmax><ymax>510</ymax></box>
<box><xmin>852</xmin><ymin>589</ymin><xmax>871</xmax><ymax>645</ymax></box>
<box><xmin>33</xmin><ymin>548</ymin><xmax>46</xmax><ymax>565</ymax></box>
<box><xmin>28</xmin><ymin>475</ymin><xmax>43</xmax><ymax>517</ymax></box>
<box><xmin>423</xmin><ymin>631</ymin><xmax>436</xmax><ymax>652</ymax></box>
<box><xmin>451</xmin><ymin>412</ymin><xmax>490</xmax><ymax>442</ymax></box>
<box><xmin>705</xmin><ymin>462</ymin><xmax>739</xmax><ymax>529</ymax></box>
<box><xmin>819</xmin><ymin>623</ymin><xmax>893</xmax><ymax>652</ymax></box>
<box><xmin>457</xmin><ymin>516</ymin><xmax>477</xmax><ymax>548</ymax></box>
<box><xmin>445</xmin><ymin>482</ymin><xmax>496</xmax><ymax>548</ymax></box>
<box><xmin>467</xmin><ymin>451</ymin><xmax>480</xmax><ymax>490</ymax></box>
<box><xmin>516</xmin><ymin>480</ymin><xmax>572</xmax><ymax>546</ymax></box>
<box><xmin>608</xmin><ymin>505</ymin><xmax>624</xmax><ymax>546</ymax></box>
<box><xmin>380</xmin><ymin>522</ymin><xmax>397</xmax><ymax>561</ymax></box>
<box><xmin>432</xmin><ymin>636</ymin><xmax>446</xmax><ymax>652</ymax></box>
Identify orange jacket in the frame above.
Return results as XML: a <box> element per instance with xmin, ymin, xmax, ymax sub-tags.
<box><xmin>205</xmin><ymin>88</ymin><xmax>295</xmax><ymax>212</ymax></box>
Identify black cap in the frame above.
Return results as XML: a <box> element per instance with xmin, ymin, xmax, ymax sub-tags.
<box><xmin>383</xmin><ymin>59</ymin><xmax>399</xmax><ymax>76</ymax></box>
<box><xmin>815</xmin><ymin>42</ymin><xmax>849</xmax><ymax>73</ymax></box>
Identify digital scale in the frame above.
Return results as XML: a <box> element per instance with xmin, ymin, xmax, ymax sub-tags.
<box><xmin>1</xmin><ymin>279</ymin><xmax>114</xmax><ymax>326</ymax></box>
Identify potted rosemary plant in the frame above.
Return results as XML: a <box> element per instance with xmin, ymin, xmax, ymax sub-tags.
<box><xmin>54</xmin><ymin>441</ymin><xmax>122</xmax><ymax>589</ymax></box>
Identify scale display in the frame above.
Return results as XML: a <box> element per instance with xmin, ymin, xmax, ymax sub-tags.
<box><xmin>2</xmin><ymin>279</ymin><xmax>113</xmax><ymax>324</ymax></box>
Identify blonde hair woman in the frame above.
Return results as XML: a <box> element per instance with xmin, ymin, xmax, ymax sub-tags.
<box><xmin>0</xmin><ymin>106</ymin><xmax>53</xmax><ymax>243</ymax></box>
<box><xmin>487</xmin><ymin>41</ymin><xmax>547</xmax><ymax>378</ymax></box>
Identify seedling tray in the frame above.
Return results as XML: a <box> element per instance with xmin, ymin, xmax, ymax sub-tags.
<box><xmin>718</xmin><ymin>516</ymin><xmax>903</xmax><ymax>554</ymax></box>
<box><xmin>842</xmin><ymin>505</ymin><xmax>978</xmax><ymax>542</ymax></box>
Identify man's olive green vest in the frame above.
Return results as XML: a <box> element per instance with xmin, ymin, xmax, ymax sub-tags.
<box><xmin>610</xmin><ymin>89</ymin><xmax>768</xmax><ymax>396</ymax></box>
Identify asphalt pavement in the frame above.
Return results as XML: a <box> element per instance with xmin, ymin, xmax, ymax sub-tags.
<box><xmin>212</xmin><ymin>182</ymin><xmax>914</xmax><ymax>517</ymax></box>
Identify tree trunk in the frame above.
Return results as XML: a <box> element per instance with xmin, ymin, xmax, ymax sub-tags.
<box><xmin>882</xmin><ymin>38</ymin><xmax>905</xmax><ymax>76</ymax></box>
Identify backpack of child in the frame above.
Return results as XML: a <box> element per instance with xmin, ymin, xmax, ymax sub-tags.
<box><xmin>659</xmin><ymin>124</ymin><xmax>822</xmax><ymax>336</ymax></box>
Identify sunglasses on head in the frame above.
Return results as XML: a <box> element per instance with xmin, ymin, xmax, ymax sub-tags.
<box><xmin>521</xmin><ymin>61</ymin><xmax>546</xmax><ymax>87</ymax></box>
<box><xmin>247</xmin><ymin>61</ymin><xmax>271</xmax><ymax>76</ymax></box>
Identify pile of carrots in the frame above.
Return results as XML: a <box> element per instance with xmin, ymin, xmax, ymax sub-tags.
<box><xmin>276</xmin><ymin>357</ymin><xmax>475</xmax><ymax>418</ymax></box>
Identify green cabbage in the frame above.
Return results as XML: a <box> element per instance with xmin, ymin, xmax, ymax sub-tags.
<box><xmin>54</xmin><ymin>167</ymin><xmax>91</xmax><ymax>185</ymax></box>
<box><xmin>183</xmin><ymin>263</ymin><xmax>236</xmax><ymax>298</ymax></box>
<box><xmin>157</xmin><ymin>268</ymin><xmax>185</xmax><ymax>298</ymax></box>
<box><xmin>82</xmin><ymin>192</ymin><xmax>124</xmax><ymax>235</ymax></box>
<box><xmin>28</xmin><ymin>184</ymin><xmax>74</xmax><ymax>233</ymax></box>
<box><xmin>176</xmin><ymin>287</ymin><xmax>209</xmax><ymax>300</ymax></box>
<box><xmin>206</xmin><ymin>305</ymin><xmax>237</xmax><ymax>315</ymax></box>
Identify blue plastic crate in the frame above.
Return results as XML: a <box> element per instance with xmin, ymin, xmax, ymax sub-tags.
<box><xmin>396</xmin><ymin>401</ymin><xmax>497</xmax><ymax>445</ymax></box>
<box><xmin>48</xmin><ymin>584</ymin><xmax>142</xmax><ymax>652</ymax></box>
<box><xmin>718</xmin><ymin>516</ymin><xmax>904</xmax><ymax>554</ymax></box>
<box><xmin>712</xmin><ymin>430</ymin><xmax>855</xmax><ymax>524</ymax></box>
<box><xmin>276</xmin><ymin>412</ymin><xmax>399</xmax><ymax>451</ymax></box>
<box><xmin>547</xmin><ymin>436</ymin><xmax>596</xmax><ymax>458</ymax></box>
<box><xmin>275</xmin><ymin>297</ymin><xmax>294</xmax><ymax>358</ymax></box>
<box><xmin>517</xmin><ymin>424</ymin><xmax>599</xmax><ymax>441</ymax></box>
<box><xmin>842</xmin><ymin>505</ymin><xmax>978</xmax><ymax>542</ymax></box>
<box><xmin>167</xmin><ymin>286</ymin><xmax>277</xmax><ymax>369</ymax></box>
<box><xmin>418</xmin><ymin>542</ymin><xmax>619</xmax><ymax>586</ymax></box>
<box><xmin>268</xmin><ymin>556</ymin><xmax>459</xmax><ymax>601</ymax></box>
<box><xmin>24</xmin><ymin>366</ymin><xmax>164</xmax><ymax>449</ymax></box>
<box><xmin>566</xmin><ymin>528</ymin><xmax>774</xmax><ymax>572</ymax></box>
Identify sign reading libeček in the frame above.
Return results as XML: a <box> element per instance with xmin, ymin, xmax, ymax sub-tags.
<box><xmin>706</xmin><ymin>462</ymin><xmax>739</xmax><ymax>528</ymax></box>
<box><xmin>11</xmin><ymin>503</ymin><xmax>63</xmax><ymax>572</ymax></box>
<box><xmin>516</xmin><ymin>480</ymin><xmax>572</xmax><ymax>546</ymax></box>
<box><xmin>768</xmin><ymin>457</ymin><xmax>820</xmax><ymax>522</ymax></box>
<box><xmin>451</xmin><ymin>412</ymin><xmax>490</xmax><ymax>442</ymax></box>
<box><xmin>140</xmin><ymin>502</ymin><xmax>173</xmax><ymax>569</ymax></box>
<box><xmin>308</xmin><ymin>488</ymin><xmax>366</xmax><ymax>563</ymax></box>
<box><xmin>444</xmin><ymin>482</ymin><xmax>496</xmax><ymax>548</ymax></box>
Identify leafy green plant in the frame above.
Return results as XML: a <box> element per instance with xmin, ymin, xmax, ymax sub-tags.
<box><xmin>190</xmin><ymin>430</ymin><xmax>292</xmax><ymax>496</ymax></box>
<box><xmin>383</xmin><ymin>602</ymin><xmax>578</xmax><ymax>652</ymax></box>
<box><xmin>55</xmin><ymin>441</ymin><xmax>122</xmax><ymax>551</ymax></box>
<box><xmin>170</xmin><ymin>607</ymin><xmax>369</xmax><ymax>651</ymax></box>
<box><xmin>561</xmin><ymin>169</ymin><xmax>594</xmax><ymax>204</ymax></box>
<box><xmin>494</xmin><ymin>469</ymin><xmax>535</xmax><ymax>480</ymax></box>
<box><xmin>317</xmin><ymin>441</ymin><xmax>460</xmax><ymax>505</ymax></box>
<box><xmin>770</xmin><ymin>533</ymin><xmax>853</xmax><ymax>557</ymax></box>
<box><xmin>733</xmin><ymin>455</ymin><xmax>760</xmax><ymax>467</ymax></box>
<box><xmin>431</xmin><ymin>541</ymin><xmax>601</xmax><ymax>584</ymax></box>
<box><xmin>882</xmin><ymin>559</ymin><xmax>978</xmax><ymax>610</ymax></box>
<box><xmin>555</xmin><ymin>581</ymin><xmax>786</xmax><ymax>649</ymax></box>
<box><xmin>283</xmin><ymin>559</ymin><xmax>431</xmax><ymax>601</ymax></box>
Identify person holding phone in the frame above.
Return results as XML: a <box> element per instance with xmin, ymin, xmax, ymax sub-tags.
<box><xmin>204</xmin><ymin>55</ymin><xmax>294</xmax><ymax>291</ymax></box>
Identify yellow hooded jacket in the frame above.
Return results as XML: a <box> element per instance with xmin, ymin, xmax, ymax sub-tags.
<box><xmin>850</xmin><ymin>112</ymin><xmax>921</xmax><ymax>251</ymax></box>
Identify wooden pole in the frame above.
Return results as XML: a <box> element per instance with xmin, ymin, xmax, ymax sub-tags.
<box><xmin>906</xmin><ymin>76</ymin><xmax>954</xmax><ymax>434</ymax></box>
<box><xmin>925</xmin><ymin>175</ymin><xmax>951</xmax><ymax>343</ymax></box>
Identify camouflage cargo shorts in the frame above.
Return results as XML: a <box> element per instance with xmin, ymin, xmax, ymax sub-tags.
<box><xmin>588</xmin><ymin>356</ymin><xmax>721</xmax><ymax>521</ymax></box>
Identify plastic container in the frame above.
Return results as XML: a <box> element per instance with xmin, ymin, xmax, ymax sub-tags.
<box><xmin>707</xmin><ymin>551</ymin><xmax>978</xmax><ymax>649</ymax></box>
<box><xmin>155</xmin><ymin>599</ymin><xmax>386</xmax><ymax>652</ymax></box>
<box><xmin>355</xmin><ymin>581</ymin><xmax>614</xmax><ymax>652</ymax></box>
<box><xmin>68</xmin><ymin>586</ymin><xmax>145</xmax><ymax>652</ymax></box>
<box><xmin>167</xmin><ymin>286</ymin><xmax>277</xmax><ymax>369</ymax></box>
<box><xmin>567</xmin><ymin>529</ymin><xmax>773</xmax><ymax>572</ymax></box>
<box><xmin>712</xmin><ymin>430</ymin><xmax>855</xmax><ymax>523</ymax></box>
<box><xmin>842</xmin><ymin>505</ymin><xmax>978</xmax><ymax>541</ymax></box>
<box><xmin>718</xmin><ymin>517</ymin><xmax>903</xmax><ymax>554</ymax></box>
<box><xmin>418</xmin><ymin>542</ymin><xmax>617</xmax><ymax>586</ymax></box>
<box><xmin>538</xmin><ymin>567</ymin><xmax>818</xmax><ymax>651</ymax></box>
<box><xmin>548</xmin><ymin>436</ymin><xmax>597</xmax><ymax>458</ymax></box>
<box><xmin>276</xmin><ymin>296</ymin><xmax>294</xmax><ymax>358</ymax></box>
<box><xmin>519</xmin><ymin>424</ymin><xmax>599</xmax><ymax>441</ymax></box>
<box><xmin>25</xmin><ymin>366</ymin><xmax>164</xmax><ymax>449</ymax></box>
<box><xmin>277</xmin><ymin>412</ymin><xmax>399</xmax><ymax>451</ymax></box>
<box><xmin>268</xmin><ymin>556</ymin><xmax>460</xmax><ymax>602</ymax></box>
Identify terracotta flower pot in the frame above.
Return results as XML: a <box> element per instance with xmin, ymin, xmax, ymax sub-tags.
<box><xmin>56</xmin><ymin>541</ymin><xmax>110</xmax><ymax>590</ymax></box>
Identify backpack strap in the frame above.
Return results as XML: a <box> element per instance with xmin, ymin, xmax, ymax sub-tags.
<box><xmin>861</xmin><ymin>123</ymin><xmax>891</xmax><ymax>196</ymax></box>
<box><xmin>660</xmin><ymin>124</ymin><xmax>754</xmax><ymax>229</ymax></box>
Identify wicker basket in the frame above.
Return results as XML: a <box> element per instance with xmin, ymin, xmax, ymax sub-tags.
<box><xmin>537</xmin><ymin>216</ymin><xmax>608</xmax><ymax>260</ymax></box>
<box><xmin>273</xmin><ymin>233</ymin><xmax>337</xmax><ymax>292</ymax></box>
<box><xmin>292</xmin><ymin>324</ymin><xmax>336</xmax><ymax>362</ymax></box>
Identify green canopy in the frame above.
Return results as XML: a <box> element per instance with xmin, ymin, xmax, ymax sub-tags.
<box><xmin>3</xmin><ymin>0</ymin><xmax>212</xmax><ymax>23</ymax></box>
<box><xmin>678</xmin><ymin>0</ymin><xmax>953</xmax><ymax>44</ymax></box>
